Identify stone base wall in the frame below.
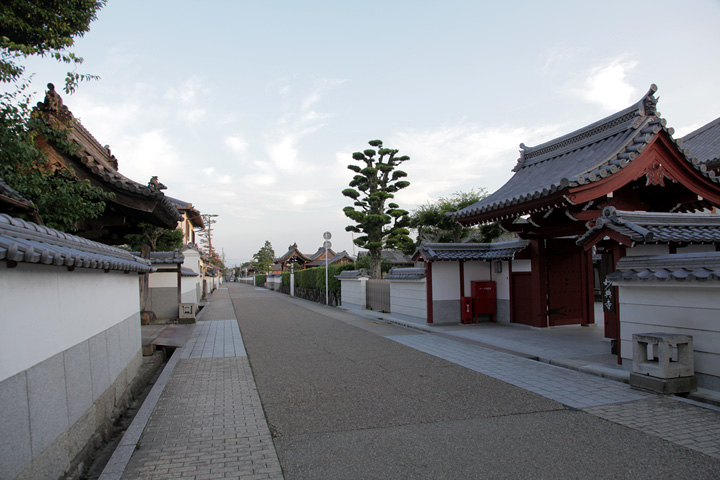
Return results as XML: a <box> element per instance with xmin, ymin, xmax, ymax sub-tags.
<box><xmin>279</xmin><ymin>286</ymin><xmax>340</xmax><ymax>307</ymax></box>
<box><xmin>1</xmin><ymin>314</ymin><xmax>146</xmax><ymax>480</ymax></box>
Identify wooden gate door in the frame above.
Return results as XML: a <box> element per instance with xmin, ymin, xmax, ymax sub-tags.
<box><xmin>545</xmin><ymin>239</ymin><xmax>587</xmax><ymax>326</ymax></box>
<box><xmin>510</xmin><ymin>272</ymin><xmax>533</xmax><ymax>325</ymax></box>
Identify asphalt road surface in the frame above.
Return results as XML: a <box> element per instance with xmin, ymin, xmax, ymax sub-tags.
<box><xmin>228</xmin><ymin>283</ymin><xmax>720</xmax><ymax>479</ymax></box>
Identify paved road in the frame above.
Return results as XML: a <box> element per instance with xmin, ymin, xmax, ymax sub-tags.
<box><xmin>229</xmin><ymin>283</ymin><xmax>720</xmax><ymax>479</ymax></box>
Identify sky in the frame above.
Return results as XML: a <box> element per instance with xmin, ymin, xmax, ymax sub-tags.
<box><xmin>15</xmin><ymin>0</ymin><xmax>720</xmax><ymax>266</ymax></box>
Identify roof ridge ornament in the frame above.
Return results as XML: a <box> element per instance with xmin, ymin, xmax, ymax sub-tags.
<box><xmin>512</xmin><ymin>143</ymin><xmax>528</xmax><ymax>172</ymax></box>
<box><xmin>38</xmin><ymin>83</ymin><xmax>73</xmax><ymax>122</ymax></box>
<box><xmin>641</xmin><ymin>84</ymin><xmax>659</xmax><ymax>117</ymax></box>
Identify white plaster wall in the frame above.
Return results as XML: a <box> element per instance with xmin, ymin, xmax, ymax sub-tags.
<box><xmin>512</xmin><ymin>259</ymin><xmax>531</xmax><ymax>272</ymax></box>
<box><xmin>617</xmin><ymin>282</ymin><xmax>720</xmax><ymax>380</ymax></box>
<box><xmin>432</xmin><ymin>262</ymin><xmax>460</xmax><ymax>300</ymax></box>
<box><xmin>340</xmin><ymin>279</ymin><xmax>366</xmax><ymax>310</ymax></box>
<box><xmin>148</xmin><ymin>270</ymin><xmax>178</xmax><ymax>288</ymax></box>
<box><xmin>390</xmin><ymin>281</ymin><xmax>427</xmax><ymax>321</ymax></box>
<box><xmin>0</xmin><ymin>262</ymin><xmax>141</xmax><ymax>382</ymax></box>
<box><xmin>463</xmin><ymin>262</ymin><xmax>490</xmax><ymax>294</ymax></box>
<box><xmin>181</xmin><ymin>276</ymin><xmax>197</xmax><ymax>304</ymax></box>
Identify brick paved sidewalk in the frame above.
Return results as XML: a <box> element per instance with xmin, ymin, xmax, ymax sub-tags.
<box><xmin>101</xmin><ymin>287</ymin><xmax>283</xmax><ymax>480</ymax></box>
<box><xmin>388</xmin><ymin>332</ymin><xmax>720</xmax><ymax>460</ymax></box>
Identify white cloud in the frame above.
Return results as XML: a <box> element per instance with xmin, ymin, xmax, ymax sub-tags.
<box><xmin>224</xmin><ymin>135</ymin><xmax>248</xmax><ymax>154</ymax></box>
<box><xmin>573</xmin><ymin>58</ymin><xmax>638</xmax><ymax>110</ymax></box>
<box><xmin>388</xmin><ymin>122</ymin><xmax>565</xmax><ymax>207</ymax></box>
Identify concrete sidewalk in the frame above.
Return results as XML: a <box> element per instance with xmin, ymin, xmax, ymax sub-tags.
<box><xmin>99</xmin><ymin>287</ymin><xmax>282</xmax><ymax>480</ymax></box>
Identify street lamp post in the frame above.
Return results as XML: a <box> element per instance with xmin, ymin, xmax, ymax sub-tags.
<box><xmin>323</xmin><ymin>232</ymin><xmax>332</xmax><ymax>305</ymax></box>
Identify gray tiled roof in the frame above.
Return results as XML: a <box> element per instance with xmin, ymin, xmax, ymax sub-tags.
<box><xmin>576</xmin><ymin>207</ymin><xmax>720</xmax><ymax>246</ymax></box>
<box><xmin>413</xmin><ymin>240</ymin><xmax>529</xmax><ymax>262</ymax></box>
<box><xmin>181</xmin><ymin>266</ymin><xmax>199</xmax><ymax>277</ymax></box>
<box><xmin>451</xmin><ymin>85</ymin><xmax>718</xmax><ymax>224</ymax></box>
<box><xmin>131</xmin><ymin>250</ymin><xmax>185</xmax><ymax>264</ymax></box>
<box><xmin>607</xmin><ymin>252</ymin><xmax>720</xmax><ymax>282</ymax></box>
<box><xmin>681</xmin><ymin>116</ymin><xmax>720</xmax><ymax>166</ymax></box>
<box><xmin>308</xmin><ymin>246</ymin><xmax>337</xmax><ymax>261</ymax></box>
<box><xmin>335</xmin><ymin>269</ymin><xmax>369</xmax><ymax>279</ymax></box>
<box><xmin>276</xmin><ymin>243</ymin><xmax>311</xmax><ymax>263</ymax></box>
<box><xmin>308</xmin><ymin>250</ymin><xmax>354</xmax><ymax>267</ymax></box>
<box><xmin>0</xmin><ymin>177</ymin><xmax>33</xmax><ymax>206</ymax></box>
<box><xmin>385</xmin><ymin>267</ymin><xmax>426</xmax><ymax>280</ymax></box>
<box><xmin>0</xmin><ymin>214</ymin><xmax>153</xmax><ymax>272</ymax></box>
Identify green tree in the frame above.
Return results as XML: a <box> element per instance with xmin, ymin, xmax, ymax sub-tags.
<box><xmin>409</xmin><ymin>189</ymin><xmax>504</xmax><ymax>249</ymax></box>
<box><xmin>1</xmin><ymin>0</ymin><xmax>106</xmax><ymax>91</ymax></box>
<box><xmin>0</xmin><ymin>1</ymin><xmax>109</xmax><ymax>231</ymax></box>
<box><xmin>342</xmin><ymin>139</ymin><xmax>412</xmax><ymax>279</ymax></box>
<box><xmin>254</xmin><ymin>241</ymin><xmax>275</xmax><ymax>274</ymax></box>
<box><xmin>124</xmin><ymin>224</ymin><xmax>184</xmax><ymax>252</ymax></box>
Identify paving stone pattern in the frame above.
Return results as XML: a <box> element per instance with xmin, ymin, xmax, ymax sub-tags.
<box><xmin>387</xmin><ymin>332</ymin><xmax>720</xmax><ymax>460</ymax></box>
<box><xmin>120</xmin><ymin>288</ymin><xmax>283</xmax><ymax>479</ymax></box>
<box><xmin>584</xmin><ymin>396</ymin><xmax>720</xmax><ymax>459</ymax></box>
<box><xmin>387</xmin><ymin>333</ymin><xmax>652</xmax><ymax>409</ymax></box>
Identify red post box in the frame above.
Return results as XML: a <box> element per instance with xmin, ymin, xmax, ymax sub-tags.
<box><xmin>461</xmin><ymin>297</ymin><xmax>473</xmax><ymax>324</ymax></box>
<box><xmin>471</xmin><ymin>281</ymin><xmax>496</xmax><ymax>322</ymax></box>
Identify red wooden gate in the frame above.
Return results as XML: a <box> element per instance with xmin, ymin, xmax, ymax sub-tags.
<box><xmin>545</xmin><ymin>239</ymin><xmax>588</xmax><ymax>326</ymax></box>
<box><xmin>510</xmin><ymin>272</ymin><xmax>533</xmax><ymax>325</ymax></box>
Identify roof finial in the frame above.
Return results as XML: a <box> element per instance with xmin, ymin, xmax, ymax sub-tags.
<box><xmin>642</xmin><ymin>84</ymin><xmax>659</xmax><ymax>117</ymax></box>
<box><xmin>512</xmin><ymin>143</ymin><xmax>527</xmax><ymax>172</ymax></box>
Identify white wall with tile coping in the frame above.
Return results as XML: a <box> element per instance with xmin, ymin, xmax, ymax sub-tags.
<box><xmin>0</xmin><ymin>261</ymin><xmax>144</xmax><ymax>480</ymax></box>
<box><xmin>616</xmin><ymin>281</ymin><xmax>720</xmax><ymax>389</ymax></box>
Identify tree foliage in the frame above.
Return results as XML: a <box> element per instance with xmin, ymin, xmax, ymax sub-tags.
<box><xmin>1</xmin><ymin>0</ymin><xmax>106</xmax><ymax>92</ymax></box>
<box><xmin>342</xmin><ymin>139</ymin><xmax>412</xmax><ymax>279</ymax></box>
<box><xmin>0</xmin><ymin>1</ymin><xmax>109</xmax><ymax>232</ymax></box>
<box><xmin>409</xmin><ymin>189</ymin><xmax>504</xmax><ymax>248</ymax></box>
<box><xmin>124</xmin><ymin>223</ymin><xmax>184</xmax><ymax>252</ymax></box>
<box><xmin>254</xmin><ymin>241</ymin><xmax>275</xmax><ymax>274</ymax></box>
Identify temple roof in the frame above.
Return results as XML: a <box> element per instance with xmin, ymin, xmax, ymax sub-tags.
<box><xmin>276</xmin><ymin>243</ymin><xmax>311</xmax><ymax>263</ymax></box>
<box><xmin>451</xmin><ymin>85</ymin><xmax>719</xmax><ymax>224</ymax></box>
<box><xmin>307</xmin><ymin>249</ymin><xmax>352</xmax><ymax>267</ymax></box>
<box><xmin>608</xmin><ymin>252</ymin><xmax>720</xmax><ymax>283</ymax></box>
<box><xmin>576</xmin><ymin>207</ymin><xmax>720</xmax><ymax>246</ymax></box>
<box><xmin>308</xmin><ymin>246</ymin><xmax>337</xmax><ymax>261</ymax></box>
<box><xmin>0</xmin><ymin>214</ymin><xmax>153</xmax><ymax>273</ymax></box>
<box><xmin>169</xmin><ymin>197</ymin><xmax>205</xmax><ymax>229</ymax></box>
<box><xmin>34</xmin><ymin>84</ymin><xmax>181</xmax><ymax>234</ymax></box>
<box><xmin>681</xmin><ymin>116</ymin><xmax>720</xmax><ymax>170</ymax></box>
<box><xmin>413</xmin><ymin>240</ymin><xmax>529</xmax><ymax>262</ymax></box>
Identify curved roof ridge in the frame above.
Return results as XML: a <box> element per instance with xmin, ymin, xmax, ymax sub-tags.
<box><xmin>514</xmin><ymin>84</ymin><xmax>658</xmax><ymax>171</ymax></box>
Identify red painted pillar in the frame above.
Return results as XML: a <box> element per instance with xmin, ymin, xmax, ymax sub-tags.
<box><xmin>426</xmin><ymin>261</ymin><xmax>434</xmax><ymax>324</ymax></box>
<box><xmin>530</xmin><ymin>238</ymin><xmax>547</xmax><ymax>328</ymax></box>
<box><xmin>459</xmin><ymin>260</ymin><xmax>465</xmax><ymax>297</ymax></box>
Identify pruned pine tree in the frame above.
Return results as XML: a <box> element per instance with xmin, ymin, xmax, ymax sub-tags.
<box><xmin>342</xmin><ymin>139</ymin><xmax>412</xmax><ymax>279</ymax></box>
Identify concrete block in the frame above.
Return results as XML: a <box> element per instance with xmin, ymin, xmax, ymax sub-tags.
<box><xmin>89</xmin><ymin>331</ymin><xmax>111</xmax><ymax>399</ymax></box>
<box><xmin>106</xmin><ymin>322</ymin><xmax>123</xmax><ymax>380</ymax></box>
<box><xmin>27</xmin><ymin>352</ymin><xmax>69</xmax><ymax>456</ymax></box>
<box><xmin>630</xmin><ymin>372</ymin><xmax>697</xmax><ymax>394</ymax></box>
<box><xmin>0</xmin><ymin>371</ymin><xmax>32</xmax><ymax>480</ymax></box>
<box><xmin>64</xmin><ymin>340</ymin><xmax>94</xmax><ymax>425</ymax></box>
<box><xmin>632</xmin><ymin>333</ymin><xmax>694</xmax><ymax>378</ymax></box>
